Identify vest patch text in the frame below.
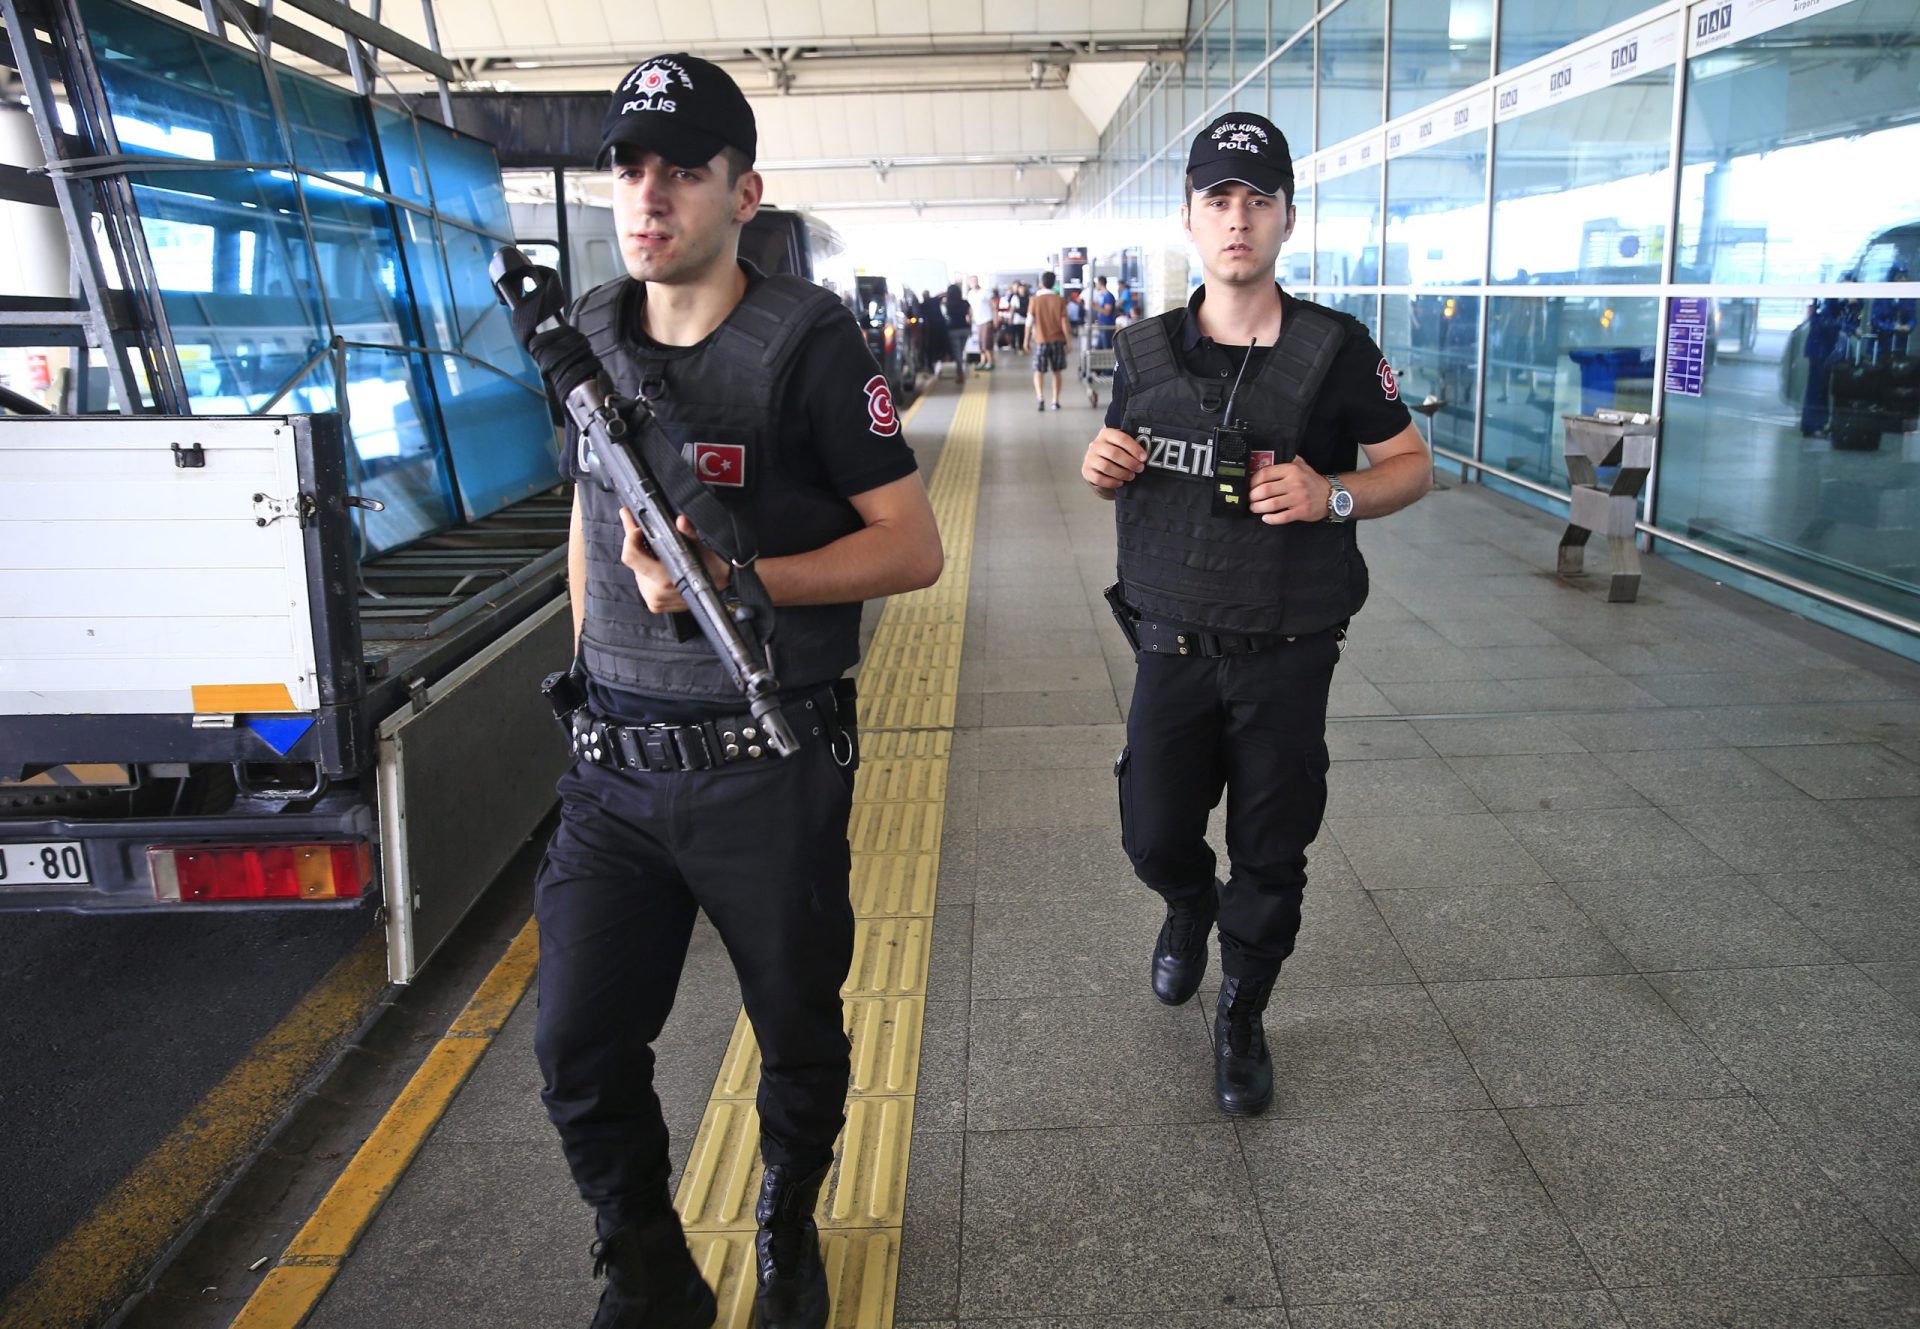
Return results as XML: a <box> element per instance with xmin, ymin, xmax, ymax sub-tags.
<box><xmin>1137</xmin><ymin>429</ymin><xmax>1216</xmax><ymax>479</ymax></box>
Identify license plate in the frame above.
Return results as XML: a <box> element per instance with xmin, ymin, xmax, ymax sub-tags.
<box><xmin>0</xmin><ymin>841</ymin><xmax>91</xmax><ymax>887</ymax></box>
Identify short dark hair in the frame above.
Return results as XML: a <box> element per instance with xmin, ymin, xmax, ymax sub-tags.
<box><xmin>1041</xmin><ymin>270</ymin><xmax>1057</xmax><ymax>288</ymax></box>
<box><xmin>1185</xmin><ymin>168</ymin><xmax>1293</xmax><ymax>208</ymax></box>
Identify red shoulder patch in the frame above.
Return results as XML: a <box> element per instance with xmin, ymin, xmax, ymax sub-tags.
<box><xmin>1377</xmin><ymin>359</ymin><xmax>1399</xmax><ymax>402</ymax></box>
<box><xmin>864</xmin><ymin>374</ymin><xmax>899</xmax><ymax>437</ymax></box>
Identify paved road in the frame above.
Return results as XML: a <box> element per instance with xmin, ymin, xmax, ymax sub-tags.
<box><xmin>0</xmin><ymin>903</ymin><xmax>374</xmax><ymax>1300</ymax></box>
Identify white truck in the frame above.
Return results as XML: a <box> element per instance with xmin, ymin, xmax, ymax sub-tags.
<box><xmin>0</xmin><ymin>408</ymin><xmax>571</xmax><ymax>980</ymax></box>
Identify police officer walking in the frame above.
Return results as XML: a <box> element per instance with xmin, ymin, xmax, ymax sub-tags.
<box><xmin>531</xmin><ymin>54</ymin><xmax>943</xmax><ymax>1328</ymax></box>
<box><xmin>1080</xmin><ymin>112</ymin><xmax>1430</xmax><ymax>1116</ymax></box>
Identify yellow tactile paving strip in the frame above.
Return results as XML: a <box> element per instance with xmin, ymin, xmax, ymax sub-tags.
<box><xmin>672</xmin><ymin>376</ymin><xmax>985</xmax><ymax>1326</ymax></box>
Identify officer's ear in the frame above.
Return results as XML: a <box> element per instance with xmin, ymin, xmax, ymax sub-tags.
<box><xmin>1281</xmin><ymin>200</ymin><xmax>1296</xmax><ymax>245</ymax></box>
<box><xmin>733</xmin><ymin>168</ymin><xmax>764</xmax><ymax>225</ymax></box>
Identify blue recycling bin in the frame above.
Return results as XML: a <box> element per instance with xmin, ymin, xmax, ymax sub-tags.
<box><xmin>1568</xmin><ymin>347</ymin><xmax>1656</xmax><ymax>415</ymax></box>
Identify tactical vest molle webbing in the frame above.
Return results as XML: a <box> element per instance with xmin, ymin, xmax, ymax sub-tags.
<box><xmin>1113</xmin><ymin>301</ymin><xmax>1368</xmax><ymax>637</ymax></box>
<box><xmin>572</xmin><ymin>269</ymin><xmax>864</xmax><ymax>700</ymax></box>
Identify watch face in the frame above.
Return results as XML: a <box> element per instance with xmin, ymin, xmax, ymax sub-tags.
<box><xmin>1332</xmin><ymin>487</ymin><xmax>1354</xmax><ymax>518</ymax></box>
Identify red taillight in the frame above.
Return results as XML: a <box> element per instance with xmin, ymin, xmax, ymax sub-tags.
<box><xmin>149</xmin><ymin>842</ymin><xmax>372</xmax><ymax>902</ymax></box>
<box><xmin>883</xmin><ymin>323</ymin><xmax>896</xmax><ymax>351</ymax></box>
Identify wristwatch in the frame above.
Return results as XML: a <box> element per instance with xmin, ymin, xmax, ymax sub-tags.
<box><xmin>1326</xmin><ymin>475</ymin><xmax>1355</xmax><ymax>523</ymax></box>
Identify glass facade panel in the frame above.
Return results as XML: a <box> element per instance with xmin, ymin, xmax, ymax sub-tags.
<box><xmin>1381</xmin><ymin>294</ymin><xmax>1481</xmax><ymax>460</ymax></box>
<box><xmin>1384</xmin><ymin>129</ymin><xmax>1487</xmax><ymax>285</ymax></box>
<box><xmin>1206</xmin><ymin>6</ymin><xmax>1234</xmax><ymax>114</ymax></box>
<box><xmin>1233</xmin><ymin>0</ymin><xmax>1268</xmax><ymax>92</ymax></box>
<box><xmin>1658</xmin><ymin>0</ymin><xmax>1920</xmax><ymax>632</ymax></box>
<box><xmin>1317</xmin><ymin>0</ymin><xmax>1384</xmax><ymax>148</ymax></box>
<box><xmin>1490</xmin><ymin>72</ymin><xmax>1673</xmax><ymax>285</ymax></box>
<box><xmin>1389</xmin><ymin>0</ymin><xmax>1492</xmax><ymax>119</ymax></box>
<box><xmin>1271</xmin><ymin>0</ymin><xmax>1314</xmax><ymax>44</ymax></box>
<box><xmin>419</xmin><ymin>125</ymin><xmax>513</xmax><ymax>238</ymax></box>
<box><xmin>1314</xmin><ymin>167</ymin><xmax>1381</xmax><ymax>286</ymax></box>
<box><xmin>1284</xmin><ymin>186</ymin><xmax>1314</xmax><ymax>286</ymax></box>
<box><xmin>335</xmin><ymin>347</ymin><xmax>460</xmax><ymax>552</ymax></box>
<box><xmin>1500</xmin><ymin>0</ymin><xmax>1649</xmax><ymax>72</ymax></box>
<box><xmin>1481</xmin><ymin>294</ymin><xmax>1658</xmax><ymax>489</ymax></box>
<box><xmin>1268</xmin><ymin>30</ymin><xmax>1315</xmax><ymax>153</ymax></box>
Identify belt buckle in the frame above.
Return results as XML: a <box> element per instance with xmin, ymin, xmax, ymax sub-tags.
<box><xmin>674</xmin><ymin>725</ymin><xmax>715</xmax><ymax>771</ymax></box>
<box><xmin>640</xmin><ymin>727</ymin><xmax>678</xmax><ymax>772</ymax></box>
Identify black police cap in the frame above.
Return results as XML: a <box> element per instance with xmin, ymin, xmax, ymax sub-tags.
<box><xmin>597</xmin><ymin>53</ymin><xmax>757</xmax><ymax>171</ymax></box>
<box><xmin>1186</xmin><ymin>112</ymin><xmax>1294</xmax><ymax>199</ymax></box>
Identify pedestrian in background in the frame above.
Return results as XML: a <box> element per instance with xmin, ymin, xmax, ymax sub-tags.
<box><xmin>1026</xmin><ymin>270</ymin><xmax>1069</xmax><ymax>411</ymax></box>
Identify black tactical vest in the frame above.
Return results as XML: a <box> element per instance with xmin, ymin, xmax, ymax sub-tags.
<box><xmin>572</xmin><ymin>268</ymin><xmax>864</xmax><ymax>699</ymax></box>
<box><xmin>1113</xmin><ymin>300</ymin><xmax>1368</xmax><ymax>637</ymax></box>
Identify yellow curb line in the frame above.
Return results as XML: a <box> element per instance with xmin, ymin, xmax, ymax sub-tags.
<box><xmin>228</xmin><ymin>919</ymin><xmax>538</xmax><ymax>1328</ymax></box>
<box><xmin>0</xmin><ymin>933</ymin><xmax>388</xmax><ymax>1329</ymax></box>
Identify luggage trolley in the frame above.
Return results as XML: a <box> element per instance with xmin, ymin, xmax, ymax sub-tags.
<box><xmin>1080</xmin><ymin>318</ymin><xmax>1117</xmax><ymax>407</ymax></box>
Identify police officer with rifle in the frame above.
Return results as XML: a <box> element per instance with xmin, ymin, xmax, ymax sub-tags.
<box><xmin>508</xmin><ymin>54</ymin><xmax>943</xmax><ymax>1329</ymax></box>
<box><xmin>1081</xmin><ymin>113</ymin><xmax>1430</xmax><ymax>1117</ymax></box>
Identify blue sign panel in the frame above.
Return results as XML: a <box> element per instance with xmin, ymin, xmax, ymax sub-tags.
<box><xmin>1665</xmin><ymin>297</ymin><xmax>1710</xmax><ymax>397</ymax></box>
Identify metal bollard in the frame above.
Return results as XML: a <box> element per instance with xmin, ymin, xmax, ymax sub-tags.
<box><xmin>1557</xmin><ymin>410</ymin><xmax>1656</xmax><ymax>603</ymax></box>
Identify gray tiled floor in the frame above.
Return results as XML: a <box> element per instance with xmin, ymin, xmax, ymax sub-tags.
<box><xmin>303</xmin><ymin>367</ymin><xmax>1920</xmax><ymax>1327</ymax></box>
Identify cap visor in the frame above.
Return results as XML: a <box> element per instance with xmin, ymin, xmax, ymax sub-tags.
<box><xmin>596</xmin><ymin>122</ymin><xmax>728</xmax><ymax>171</ymax></box>
<box><xmin>1187</xmin><ymin>159</ymin><xmax>1289</xmax><ymax>197</ymax></box>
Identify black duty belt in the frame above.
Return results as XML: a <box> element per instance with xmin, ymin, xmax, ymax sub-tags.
<box><xmin>569</xmin><ymin>685</ymin><xmax>850</xmax><ymax>773</ymax></box>
<box><xmin>1134</xmin><ymin>620</ymin><xmax>1274</xmax><ymax>657</ymax></box>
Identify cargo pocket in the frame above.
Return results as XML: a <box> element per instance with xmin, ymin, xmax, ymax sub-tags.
<box><xmin>1114</xmin><ymin>746</ymin><xmax>1136</xmax><ymax>858</ymax></box>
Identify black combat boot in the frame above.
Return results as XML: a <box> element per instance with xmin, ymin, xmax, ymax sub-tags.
<box><xmin>588</xmin><ymin>1210</ymin><xmax>715</xmax><ymax>1329</ymax></box>
<box><xmin>754</xmin><ymin>1162</ymin><xmax>831</xmax><ymax>1329</ymax></box>
<box><xmin>1213</xmin><ymin>974</ymin><xmax>1276</xmax><ymax>1117</ymax></box>
<box><xmin>1150</xmin><ymin>881</ymin><xmax>1220</xmax><ymax>1006</ymax></box>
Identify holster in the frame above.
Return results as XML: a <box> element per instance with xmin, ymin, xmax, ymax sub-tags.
<box><xmin>1103</xmin><ymin>582</ymin><xmax>1142</xmax><ymax>652</ymax></box>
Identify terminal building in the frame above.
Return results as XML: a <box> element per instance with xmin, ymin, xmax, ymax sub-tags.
<box><xmin>1</xmin><ymin>2</ymin><xmax>1917</xmax><ymax>1328</ymax></box>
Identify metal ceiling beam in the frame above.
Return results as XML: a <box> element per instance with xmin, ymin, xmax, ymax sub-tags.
<box><xmin>264</xmin><ymin>0</ymin><xmax>455</xmax><ymax>79</ymax></box>
<box><xmin>760</xmin><ymin>152</ymin><xmax>1091</xmax><ymax>173</ymax></box>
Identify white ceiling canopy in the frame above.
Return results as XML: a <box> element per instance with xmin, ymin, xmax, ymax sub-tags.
<box><xmin>242</xmin><ymin>0</ymin><xmax>1189</xmax><ymax>220</ymax></box>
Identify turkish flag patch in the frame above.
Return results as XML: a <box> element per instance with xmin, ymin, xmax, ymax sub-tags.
<box><xmin>692</xmin><ymin>442</ymin><xmax>746</xmax><ymax>488</ymax></box>
<box><xmin>864</xmin><ymin>374</ymin><xmax>900</xmax><ymax>437</ymax></box>
<box><xmin>1377</xmin><ymin>360</ymin><xmax>1400</xmax><ymax>401</ymax></box>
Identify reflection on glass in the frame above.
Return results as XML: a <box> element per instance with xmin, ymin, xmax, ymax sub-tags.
<box><xmin>1315</xmin><ymin>167</ymin><xmax>1382</xmax><ymax>286</ymax></box>
<box><xmin>131</xmin><ymin>171</ymin><xmax>328</xmax><ymax>406</ymax></box>
<box><xmin>1390</xmin><ymin>0</ymin><xmax>1492</xmax><ymax>118</ymax></box>
<box><xmin>1269</xmin><ymin>30</ymin><xmax>1315</xmax><ymax>151</ymax></box>
<box><xmin>1320</xmin><ymin>292</ymin><xmax>1380</xmax><ymax>336</ymax></box>
<box><xmin>1269</xmin><ymin>0</ymin><xmax>1314</xmax><ymax>45</ymax></box>
<box><xmin>85</xmin><ymin>0</ymin><xmax>285</xmax><ymax>162</ymax></box>
<box><xmin>420</xmin><ymin>125</ymin><xmax>513</xmax><ymax>238</ymax></box>
<box><xmin>275</xmin><ymin>73</ymin><xmax>379</xmax><ymax>188</ymax></box>
<box><xmin>432</xmin><ymin>355</ymin><xmax>559</xmax><ymax>519</ymax></box>
<box><xmin>1317</xmin><ymin>0</ymin><xmax>1385</xmax><ymax>148</ymax></box>
<box><xmin>1285</xmin><ymin>187</ymin><xmax>1315</xmax><ymax>286</ymax></box>
<box><xmin>1207</xmin><ymin>5</ymin><xmax>1234</xmax><ymax>114</ymax></box>
<box><xmin>1233</xmin><ymin>0</ymin><xmax>1268</xmax><ymax>92</ymax></box>
<box><xmin>1678</xmin><ymin>5</ymin><xmax>1920</xmax><ymax>286</ymax></box>
<box><xmin>1490</xmin><ymin>72</ymin><xmax>1672</xmax><ymax>285</ymax></box>
<box><xmin>1481</xmin><ymin>294</ymin><xmax>1657</xmax><ymax>491</ymax></box>
<box><xmin>1384</xmin><ymin>130</ymin><xmax>1487</xmax><ymax>285</ymax></box>
<box><xmin>1382</xmin><ymin>294</ymin><xmax>1481</xmax><ymax>460</ymax></box>
<box><xmin>1498</xmin><ymin>0</ymin><xmax>1648</xmax><ymax>72</ymax></box>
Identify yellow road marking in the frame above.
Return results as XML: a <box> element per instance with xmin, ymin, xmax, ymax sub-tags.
<box><xmin>229</xmin><ymin>919</ymin><xmax>538</xmax><ymax>1328</ymax></box>
<box><xmin>0</xmin><ymin>933</ymin><xmax>388</xmax><ymax>1329</ymax></box>
<box><xmin>673</xmin><ymin>374</ymin><xmax>987</xmax><ymax>1326</ymax></box>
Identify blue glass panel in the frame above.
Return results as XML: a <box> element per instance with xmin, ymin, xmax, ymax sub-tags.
<box><xmin>420</xmin><ymin>124</ymin><xmax>512</xmax><ymax>238</ymax></box>
<box><xmin>129</xmin><ymin>170</ymin><xmax>328</xmax><ymax>408</ymax></box>
<box><xmin>84</xmin><ymin>0</ymin><xmax>286</xmax><ymax>162</ymax></box>
<box><xmin>299</xmin><ymin>180</ymin><xmax>418</xmax><ymax>345</ymax></box>
<box><xmin>336</xmin><ymin>348</ymin><xmax>459</xmax><ymax>554</ymax></box>
<box><xmin>274</xmin><ymin>71</ymin><xmax>380</xmax><ymax>189</ymax></box>
<box><xmin>373</xmin><ymin>105</ymin><xmax>433</xmax><ymax>208</ymax></box>
<box><xmin>393</xmin><ymin>208</ymin><xmax>457</xmax><ymax>350</ymax></box>
<box><xmin>430</xmin><ymin>355</ymin><xmax>560</xmax><ymax>517</ymax></box>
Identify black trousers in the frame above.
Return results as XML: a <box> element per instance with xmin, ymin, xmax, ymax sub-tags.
<box><xmin>1117</xmin><ymin>631</ymin><xmax>1340</xmax><ymax>980</ymax></box>
<box><xmin>533</xmin><ymin>735</ymin><xmax>856</xmax><ymax>1228</ymax></box>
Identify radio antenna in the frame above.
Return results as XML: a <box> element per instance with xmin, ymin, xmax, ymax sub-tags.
<box><xmin>1221</xmin><ymin>336</ymin><xmax>1257</xmax><ymax>425</ymax></box>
